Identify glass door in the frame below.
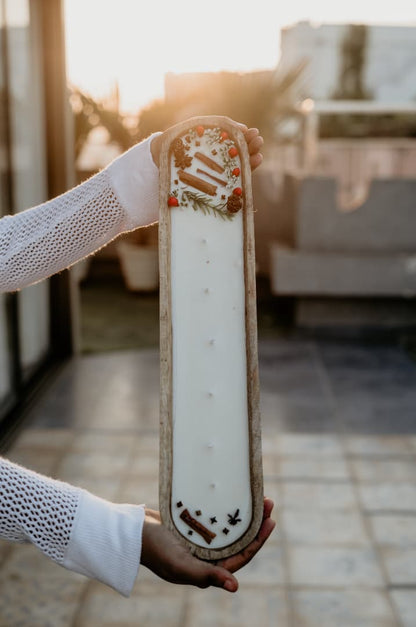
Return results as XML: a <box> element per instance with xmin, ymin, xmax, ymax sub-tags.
<box><xmin>0</xmin><ymin>0</ymin><xmax>58</xmax><ymax>432</ymax></box>
<box><xmin>6</xmin><ymin>0</ymin><xmax>50</xmax><ymax>380</ymax></box>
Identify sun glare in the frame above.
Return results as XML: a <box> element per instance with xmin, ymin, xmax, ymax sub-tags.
<box><xmin>65</xmin><ymin>0</ymin><xmax>416</xmax><ymax>113</ymax></box>
<box><xmin>64</xmin><ymin>0</ymin><xmax>284</xmax><ymax>112</ymax></box>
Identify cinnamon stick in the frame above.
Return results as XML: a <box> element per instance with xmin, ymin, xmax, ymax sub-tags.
<box><xmin>180</xmin><ymin>509</ymin><xmax>217</xmax><ymax>544</ymax></box>
<box><xmin>197</xmin><ymin>168</ymin><xmax>227</xmax><ymax>187</ymax></box>
<box><xmin>178</xmin><ymin>170</ymin><xmax>217</xmax><ymax>196</ymax></box>
<box><xmin>194</xmin><ymin>152</ymin><xmax>225</xmax><ymax>174</ymax></box>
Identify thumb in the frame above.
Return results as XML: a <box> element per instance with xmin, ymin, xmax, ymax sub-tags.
<box><xmin>206</xmin><ymin>565</ymin><xmax>239</xmax><ymax>593</ymax></box>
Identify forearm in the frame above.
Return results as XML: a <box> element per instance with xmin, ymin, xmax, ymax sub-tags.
<box><xmin>0</xmin><ymin>457</ymin><xmax>144</xmax><ymax>596</ymax></box>
<box><xmin>0</xmin><ymin>133</ymin><xmax>161</xmax><ymax>293</ymax></box>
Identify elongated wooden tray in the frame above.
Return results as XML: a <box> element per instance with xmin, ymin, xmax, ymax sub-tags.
<box><xmin>159</xmin><ymin>116</ymin><xmax>263</xmax><ymax>560</ymax></box>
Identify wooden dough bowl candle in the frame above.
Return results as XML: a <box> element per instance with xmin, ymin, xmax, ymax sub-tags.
<box><xmin>159</xmin><ymin>116</ymin><xmax>263</xmax><ymax>560</ymax></box>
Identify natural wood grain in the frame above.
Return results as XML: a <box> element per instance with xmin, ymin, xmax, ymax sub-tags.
<box><xmin>159</xmin><ymin>116</ymin><xmax>263</xmax><ymax>560</ymax></box>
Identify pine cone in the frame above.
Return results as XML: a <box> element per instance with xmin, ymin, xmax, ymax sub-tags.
<box><xmin>227</xmin><ymin>195</ymin><xmax>242</xmax><ymax>214</ymax></box>
<box><xmin>172</xmin><ymin>138</ymin><xmax>184</xmax><ymax>152</ymax></box>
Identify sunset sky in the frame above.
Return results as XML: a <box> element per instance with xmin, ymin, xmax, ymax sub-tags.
<box><xmin>64</xmin><ymin>0</ymin><xmax>416</xmax><ymax>113</ymax></box>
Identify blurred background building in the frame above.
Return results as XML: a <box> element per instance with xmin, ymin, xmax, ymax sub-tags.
<box><xmin>279</xmin><ymin>21</ymin><xmax>416</xmax><ymax>102</ymax></box>
<box><xmin>0</xmin><ymin>3</ymin><xmax>415</xmax><ymax>441</ymax></box>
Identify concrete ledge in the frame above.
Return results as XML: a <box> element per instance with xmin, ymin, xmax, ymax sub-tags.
<box><xmin>270</xmin><ymin>244</ymin><xmax>416</xmax><ymax>297</ymax></box>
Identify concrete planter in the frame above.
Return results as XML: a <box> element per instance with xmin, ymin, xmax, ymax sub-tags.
<box><xmin>117</xmin><ymin>241</ymin><xmax>159</xmax><ymax>291</ymax></box>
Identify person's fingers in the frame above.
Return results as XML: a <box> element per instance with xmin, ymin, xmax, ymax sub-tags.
<box><xmin>220</xmin><ymin>516</ymin><xmax>276</xmax><ymax>573</ymax></box>
<box><xmin>175</xmin><ymin>554</ymin><xmax>239</xmax><ymax>592</ymax></box>
<box><xmin>262</xmin><ymin>497</ymin><xmax>274</xmax><ymax>519</ymax></box>
<box><xmin>247</xmin><ymin>133</ymin><xmax>264</xmax><ymax>156</ymax></box>
<box><xmin>216</xmin><ymin>498</ymin><xmax>276</xmax><ymax>573</ymax></box>
<box><xmin>243</xmin><ymin>127</ymin><xmax>264</xmax><ymax>170</ymax></box>
<box><xmin>243</xmin><ymin>127</ymin><xmax>263</xmax><ymax>147</ymax></box>
<box><xmin>203</xmin><ymin>565</ymin><xmax>239</xmax><ymax>592</ymax></box>
<box><xmin>250</xmin><ymin>152</ymin><xmax>263</xmax><ymax>171</ymax></box>
<box><xmin>233</xmin><ymin>121</ymin><xmax>248</xmax><ymax>134</ymax></box>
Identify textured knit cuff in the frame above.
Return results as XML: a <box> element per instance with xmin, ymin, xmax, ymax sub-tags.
<box><xmin>63</xmin><ymin>490</ymin><xmax>145</xmax><ymax>597</ymax></box>
<box><xmin>106</xmin><ymin>132</ymin><xmax>162</xmax><ymax>230</ymax></box>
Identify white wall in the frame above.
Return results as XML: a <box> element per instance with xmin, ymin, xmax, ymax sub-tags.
<box><xmin>279</xmin><ymin>21</ymin><xmax>416</xmax><ymax>102</ymax></box>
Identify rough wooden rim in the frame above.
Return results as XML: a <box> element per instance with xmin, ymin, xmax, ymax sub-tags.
<box><xmin>159</xmin><ymin>116</ymin><xmax>263</xmax><ymax>560</ymax></box>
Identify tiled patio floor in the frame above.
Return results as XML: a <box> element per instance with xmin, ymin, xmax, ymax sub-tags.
<box><xmin>1</xmin><ymin>338</ymin><xmax>416</xmax><ymax>626</ymax></box>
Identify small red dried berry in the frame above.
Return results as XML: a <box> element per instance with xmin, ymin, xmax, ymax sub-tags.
<box><xmin>232</xmin><ymin>167</ymin><xmax>240</xmax><ymax>177</ymax></box>
<box><xmin>228</xmin><ymin>146</ymin><xmax>238</xmax><ymax>158</ymax></box>
<box><xmin>233</xmin><ymin>187</ymin><xmax>242</xmax><ymax>196</ymax></box>
<box><xmin>168</xmin><ymin>196</ymin><xmax>179</xmax><ymax>207</ymax></box>
<box><xmin>220</xmin><ymin>131</ymin><xmax>229</xmax><ymax>142</ymax></box>
<box><xmin>196</xmin><ymin>125</ymin><xmax>205</xmax><ymax>137</ymax></box>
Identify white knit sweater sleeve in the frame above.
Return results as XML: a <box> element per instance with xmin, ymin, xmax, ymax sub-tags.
<box><xmin>0</xmin><ymin>134</ymin><xmax>161</xmax><ymax>595</ymax></box>
<box><xmin>0</xmin><ymin>457</ymin><xmax>144</xmax><ymax>597</ymax></box>
<box><xmin>0</xmin><ymin>132</ymin><xmax>161</xmax><ymax>292</ymax></box>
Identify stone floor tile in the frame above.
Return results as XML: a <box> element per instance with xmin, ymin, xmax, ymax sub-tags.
<box><xmin>358</xmin><ymin>483</ymin><xmax>416</xmax><ymax>511</ymax></box>
<box><xmin>368</xmin><ymin>514</ymin><xmax>416</xmax><ymax>548</ymax></box>
<box><xmin>71</xmin><ymin>431</ymin><xmax>136</xmax><ymax>456</ymax></box>
<box><xmin>131</xmin><ymin>433</ymin><xmax>159</xmax><ymax>455</ymax></box>
<box><xmin>260</xmin><ymin>365</ymin><xmax>327</xmax><ymax>401</ymax></box>
<box><xmin>325</xmin><ymin>363</ymin><xmax>416</xmax><ymax>400</ymax></box>
<box><xmin>339</xmin><ymin>399</ymin><xmax>416</xmax><ymax>435</ymax></box>
<box><xmin>282</xmin><ymin>481</ymin><xmax>357</xmax><ymax>510</ymax></box>
<box><xmin>117</xmin><ymin>476</ymin><xmax>159</xmax><ymax>509</ymax></box>
<box><xmin>263</xmin><ymin>477</ymin><xmax>280</xmax><ymax>511</ymax></box>
<box><xmin>128</xmin><ymin>451</ymin><xmax>159</xmax><ymax>477</ymax></box>
<box><xmin>288</xmin><ymin>546</ymin><xmax>384</xmax><ymax>586</ymax></box>
<box><xmin>276</xmin><ymin>434</ymin><xmax>343</xmax><ymax>457</ymax></box>
<box><xmin>57</xmin><ymin>451</ymin><xmax>129</xmax><ymax>482</ymax></box>
<box><xmin>0</xmin><ymin>545</ymin><xmax>86</xmax><ymax>627</ymax></box>
<box><xmin>258</xmin><ymin>337</ymin><xmax>316</xmax><ymax>365</ymax></box>
<box><xmin>279</xmin><ymin>458</ymin><xmax>350</xmax><ymax>480</ymax></box>
<box><xmin>236</xmin><ymin>544</ymin><xmax>285</xmax><ymax>586</ymax></box>
<box><xmin>260</xmin><ymin>434</ymin><xmax>279</xmax><ymax>455</ymax></box>
<box><xmin>0</xmin><ymin>574</ymin><xmax>85</xmax><ymax>627</ymax></box>
<box><xmin>261</xmin><ymin>451</ymin><xmax>279</xmax><ymax>475</ymax></box>
<box><xmin>6</xmin><ymin>448</ymin><xmax>61</xmax><ymax>476</ymax></box>
<box><xmin>351</xmin><ymin>459</ymin><xmax>416</xmax><ymax>482</ymax></box>
<box><xmin>0</xmin><ymin>540</ymin><xmax>11</xmax><ymax>566</ymax></box>
<box><xmin>259</xmin><ymin>393</ymin><xmax>337</xmax><ymax>434</ymax></box>
<box><xmin>74</xmin><ymin>477</ymin><xmax>121</xmax><ymax>501</ymax></box>
<box><xmin>11</xmin><ymin>427</ymin><xmax>74</xmax><ymax>451</ymax></box>
<box><xmin>390</xmin><ymin>589</ymin><xmax>416</xmax><ymax>627</ymax></box>
<box><xmin>4</xmin><ymin>544</ymin><xmax>85</xmax><ymax>582</ymax></box>
<box><xmin>185</xmin><ymin>586</ymin><xmax>289</xmax><ymax>627</ymax></box>
<box><xmin>380</xmin><ymin>548</ymin><xmax>416</xmax><ymax>585</ymax></box>
<box><xmin>345</xmin><ymin>435</ymin><xmax>414</xmax><ymax>457</ymax></box>
<box><xmin>316</xmin><ymin>342</ymin><xmax>410</xmax><ymax>370</ymax></box>
<box><xmin>3</xmin><ymin>338</ymin><xmax>416</xmax><ymax>626</ymax></box>
<box><xmin>283</xmin><ymin>510</ymin><xmax>369</xmax><ymax>545</ymax></box>
<box><xmin>291</xmin><ymin>589</ymin><xmax>398</xmax><ymax>627</ymax></box>
<box><xmin>77</xmin><ymin>581</ymin><xmax>186</xmax><ymax>627</ymax></box>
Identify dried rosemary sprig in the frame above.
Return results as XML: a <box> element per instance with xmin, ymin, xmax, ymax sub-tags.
<box><xmin>182</xmin><ymin>190</ymin><xmax>234</xmax><ymax>221</ymax></box>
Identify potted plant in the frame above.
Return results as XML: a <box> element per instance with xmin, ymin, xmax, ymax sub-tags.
<box><xmin>117</xmin><ymin>224</ymin><xmax>159</xmax><ymax>291</ymax></box>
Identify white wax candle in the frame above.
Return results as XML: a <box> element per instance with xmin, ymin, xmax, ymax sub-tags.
<box><xmin>168</xmin><ymin>128</ymin><xmax>252</xmax><ymax>548</ymax></box>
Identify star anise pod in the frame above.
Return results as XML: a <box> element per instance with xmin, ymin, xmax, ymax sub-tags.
<box><xmin>174</xmin><ymin>154</ymin><xmax>193</xmax><ymax>169</ymax></box>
